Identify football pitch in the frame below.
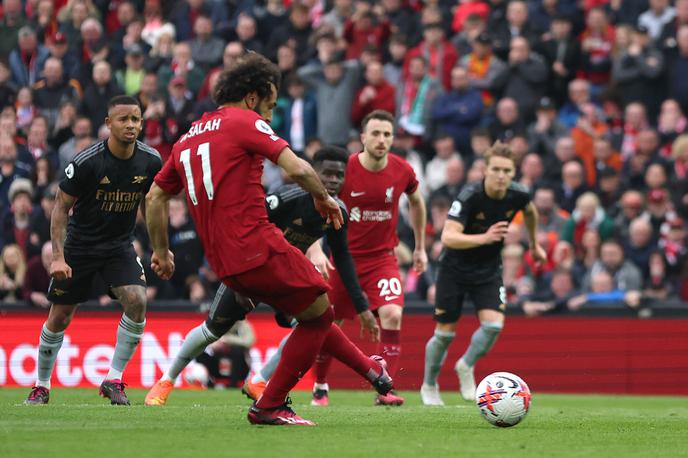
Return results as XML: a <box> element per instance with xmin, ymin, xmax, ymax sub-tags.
<box><xmin>1</xmin><ymin>388</ymin><xmax>686</xmax><ymax>458</ymax></box>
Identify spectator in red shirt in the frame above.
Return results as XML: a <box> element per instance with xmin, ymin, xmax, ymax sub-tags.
<box><xmin>22</xmin><ymin>240</ymin><xmax>51</xmax><ymax>308</ymax></box>
<box><xmin>30</xmin><ymin>0</ymin><xmax>60</xmax><ymax>43</ymax></box>
<box><xmin>1</xmin><ymin>178</ymin><xmax>39</xmax><ymax>259</ymax></box>
<box><xmin>578</xmin><ymin>7</ymin><xmax>615</xmax><ymax>88</ymax></box>
<box><xmin>343</xmin><ymin>3</ymin><xmax>390</xmax><ymax>60</ymax></box>
<box><xmin>452</xmin><ymin>0</ymin><xmax>490</xmax><ymax>34</ymax></box>
<box><xmin>351</xmin><ymin>60</ymin><xmax>396</xmax><ymax>126</ymax></box>
<box><xmin>403</xmin><ymin>21</ymin><xmax>458</xmax><ymax>91</ymax></box>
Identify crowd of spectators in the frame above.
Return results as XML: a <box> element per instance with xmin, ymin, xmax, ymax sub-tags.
<box><xmin>0</xmin><ymin>0</ymin><xmax>687</xmax><ymax>315</ymax></box>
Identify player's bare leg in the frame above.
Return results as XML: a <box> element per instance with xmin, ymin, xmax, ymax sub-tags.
<box><xmin>421</xmin><ymin>321</ymin><xmax>456</xmax><ymax>406</ymax></box>
<box><xmin>375</xmin><ymin>304</ymin><xmax>404</xmax><ymax>406</ymax></box>
<box><xmin>25</xmin><ymin>304</ymin><xmax>78</xmax><ymax>404</ymax></box>
<box><xmin>456</xmin><ymin>309</ymin><xmax>504</xmax><ymax>401</ymax></box>
<box><xmin>99</xmin><ymin>285</ymin><xmax>147</xmax><ymax>406</ymax></box>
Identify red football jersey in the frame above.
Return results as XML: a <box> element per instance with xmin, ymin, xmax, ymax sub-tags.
<box><xmin>154</xmin><ymin>107</ymin><xmax>290</xmax><ymax>278</ymax></box>
<box><xmin>340</xmin><ymin>152</ymin><xmax>419</xmax><ymax>257</ymax></box>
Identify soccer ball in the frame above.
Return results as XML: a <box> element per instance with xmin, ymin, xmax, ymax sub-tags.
<box><xmin>184</xmin><ymin>362</ymin><xmax>209</xmax><ymax>388</ymax></box>
<box><xmin>475</xmin><ymin>372</ymin><xmax>531</xmax><ymax>427</ymax></box>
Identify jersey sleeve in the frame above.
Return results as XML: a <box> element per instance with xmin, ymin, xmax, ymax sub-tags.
<box><xmin>265</xmin><ymin>186</ymin><xmax>304</xmax><ymax>225</ymax></box>
<box><xmin>145</xmin><ymin>150</ymin><xmax>164</xmax><ymax>192</ymax></box>
<box><xmin>403</xmin><ymin>160</ymin><xmax>419</xmax><ymax>194</ymax></box>
<box><xmin>239</xmin><ymin>113</ymin><xmax>290</xmax><ymax>163</ymax></box>
<box><xmin>447</xmin><ymin>186</ymin><xmax>476</xmax><ymax>226</ymax></box>
<box><xmin>59</xmin><ymin>158</ymin><xmax>96</xmax><ymax>198</ymax></box>
<box><xmin>154</xmin><ymin>155</ymin><xmax>184</xmax><ymax>195</ymax></box>
<box><xmin>265</xmin><ymin>191</ymin><xmax>289</xmax><ymax>223</ymax></box>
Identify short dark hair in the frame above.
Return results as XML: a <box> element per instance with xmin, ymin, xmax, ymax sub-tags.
<box><xmin>361</xmin><ymin>109</ymin><xmax>395</xmax><ymax>131</ymax></box>
<box><xmin>533</xmin><ymin>184</ymin><xmax>555</xmax><ymax>195</ymax></box>
<box><xmin>284</xmin><ymin>73</ymin><xmax>304</xmax><ymax>88</ymax></box>
<box><xmin>484</xmin><ymin>140</ymin><xmax>515</xmax><ymax>165</ymax></box>
<box><xmin>213</xmin><ymin>52</ymin><xmax>280</xmax><ymax>105</ymax></box>
<box><xmin>389</xmin><ymin>33</ymin><xmax>408</xmax><ymax>46</ymax></box>
<box><xmin>601</xmin><ymin>238</ymin><xmax>623</xmax><ymax>250</ymax></box>
<box><xmin>470</xmin><ymin>127</ymin><xmax>491</xmax><ymax>139</ymax></box>
<box><xmin>108</xmin><ymin>95</ymin><xmax>141</xmax><ymax>111</ymax></box>
<box><xmin>313</xmin><ymin>146</ymin><xmax>348</xmax><ymax>165</ymax></box>
<box><xmin>430</xmin><ymin>194</ymin><xmax>452</xmax><ymax>209</ymax></box>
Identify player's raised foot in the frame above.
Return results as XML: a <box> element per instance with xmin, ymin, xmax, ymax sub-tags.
<box><xmin>369</xmin><ymin>355</ymin><xmax>394</xmax><ymax>396</ymax></box>
<box><xmin>375</xmin><ymin>390</ymin><xmax>405</xmax><ymax>406</ymax></box>
<box><xmin>25</xmin><ymin>386</ymin><xmax>50</xmax><ymax>405</ymax></box>
<box><xmin>242</xmin><ymin>374</ymin><xmax>266</xmax><ymax>401</ymax></box>
<box><xmin>455</xmin><ymin>358</ymin><xmax>476</xmax><ymax>401</ymax></box>
<box><xmin>420</xmin><ymin>383</ymin><xmax>445</xmax><ymax>406</ymax></box>
<box><xmin>247</xmin><ymin>398</ymin><xmax>315</xmax><ymax>426</ymax></box>
<box><xmin>100</xmin><ymin>379</ymin><xmax>131</xmax><ymax>406</ymax></box>
<box><xmin>145</xmin><ymin>379</ymin><xmax>174</xmax><ymax>406</ymax></box>
<box><xmin>311</xmin><ymin>385</ymin><xmax>329</xmax><ymax>407</ymax></box>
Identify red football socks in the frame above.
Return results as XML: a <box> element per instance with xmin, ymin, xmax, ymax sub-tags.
<box><xmin>256</xmin><ymin>307</ymin><xmax>334</xmax><ymax>409</ymax></box>
<box><xmin>378</xmin><ymin>329</ymin><xmax>401</xmax><ymax>377</ymax></box>
<box><xmin>313</xmin><ymin>351</ymin><xmax>333</xmax><ymax>384</ymax></box>
<box><xmin>320</xmin><ymin>324</ymin><xmax>381</xmax><ymax>382</ymax></box>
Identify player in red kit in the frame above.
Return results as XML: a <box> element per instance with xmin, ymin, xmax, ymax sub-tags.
<box><xmin>315</xmin><ymin>110</ymin><xmax>428</xmax><ymax>406</ymax></box>
<box><xmin>145</xmin><ymin>54</ymin><xmax>393</xmax><ymax>426</ymax></box>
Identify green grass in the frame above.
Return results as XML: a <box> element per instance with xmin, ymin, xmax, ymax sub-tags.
<box><xmin>1</xmin><ymin>388</ymin><xmax>686</xmax><ymax>458</ymax></box>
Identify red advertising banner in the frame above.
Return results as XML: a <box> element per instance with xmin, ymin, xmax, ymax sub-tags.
<box><xmin>1</xmin><ymin>311</ymin><xmax>687</xmax><ymax>395</ymax></box>
<box><xmin>0</xmin><ymin>311</ymin><xmax>312</xmax><ymax>389</ymax></box>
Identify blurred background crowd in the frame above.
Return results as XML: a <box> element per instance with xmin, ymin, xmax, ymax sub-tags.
<box><xmin>0</xmin><ymin>0</ymin><xmax>687</xmax><ymax>316</ymax></box>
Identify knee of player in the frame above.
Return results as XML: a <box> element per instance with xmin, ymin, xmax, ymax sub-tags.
<box><xmin>205</xmin><ymin>316</ymin><xmax>234</xmax><ymax>337</ymax></box>
<box><xmin>48</xmin><ymin>312</ymin><xmax>74</xmax><ymax>331</ymax></box>
<box><xmin>479</xmin><ymin>321</ymin><xmax>504</xmax><ymax>336</ymax></box>
<box><xmin>383</xmin><ymin>310</ymin><xmax>402</xmax><ymax>329</ymax></box>
<box><xmin>436</xmin><ymin>322</ymin><xmax>457</xmax><ymax>334</ymax></box>
<box><xmin>122</xmin><ymin>292</ymin><xmax>147</xmax><ymax>318</ymax></box>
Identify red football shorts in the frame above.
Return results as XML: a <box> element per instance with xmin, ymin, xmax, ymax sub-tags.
<box><xmin>328</xmin><ymin>251</ymin><xmax>404</xmax><ymax>320</ymax></box>
<box><xmin>224</xmin><ymin>242</ymin><xmax>330</xmax><ymax>316</ymax></box>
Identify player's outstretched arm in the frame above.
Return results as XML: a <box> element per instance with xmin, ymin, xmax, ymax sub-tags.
<box><xmin>145</xmin><ymin>183</ymin><xmax>176</xmax><ymax>280</ymax></box>
<box><xmin>306</xmin><ymin>239</ymin><xmax>333</xmax><ymax>280</ymax></box>
<box><xmin>407</xmin><ymin>188</ymin><xmax>428</xmax><ymax>273</ymax></box>
<box><xmin>277</xmin><ymin>148</ymin><xmax>343</xmax><ymax>229</ymax></box>
<box><xmin>441</xmin><ymin>220</ymin><xmax>509</xmax><ymax>250</ymax></box>
<box><xmin>327</xmin><ymin>227</ymin><xmax>379</xmax><ymax>341</ymax></box>
<box><xmin>49</xmin><ymin>189</ymin><xmax>76</xmax><ymax>280</ymax></box>
<box><xmin>523</xmin><ymin>202</ymin><xmax>547</xmax><ymax>263</ymax></box>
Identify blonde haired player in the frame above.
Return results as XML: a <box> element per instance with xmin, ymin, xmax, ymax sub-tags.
<box><xmin>421</xmin><ymin>141</ymin><xmax>546</xmax><ymax>405</ymax></box>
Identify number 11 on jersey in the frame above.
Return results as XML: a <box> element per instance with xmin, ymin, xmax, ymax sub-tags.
<box><xmin>180</xmin><ymin>142</ymin><xmax>214</xmax><ymax>205</ymax></box>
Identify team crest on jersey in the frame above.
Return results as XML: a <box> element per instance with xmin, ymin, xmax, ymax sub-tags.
<box><xmin>505</xmin><ymin>210</ymin><xmax>514</xmax><ymax>218</ymax></box>
<box><xmin>449</xmin><ymin>201</ymin><xmax>461</xmax><ymax>217</ymax></box>
<box><xmin>293</xmin><ymin>218</ymin><xmax>303</xmax><ymax>226</ymax></box>
<box><xmin>385</xmin><ymin>186</ymin><xmax>394</xmax><ymax>203</ymax></box>
<box><xmin>476</xmin><ymin>212</ymin><xmax>485</xmax><ymax>220</ymax></box>
<box><xmin>132</xmin><ymin>175</ymin><xmax>147</xmax><ymax>184</ymax></box>
<box><xmin>53</xmin><ymin>288</ymin><xmax>67</xmax><ymax>296</ymax></box>
<box><xmin>65</xmin><ymin>164</ymin><xmax>74</xmax><ymax>179</ymax></box>
<box><xmin>266</xmin><ymin>195</ymin><xmax>279</xmax><ymax>210</ymax></box>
